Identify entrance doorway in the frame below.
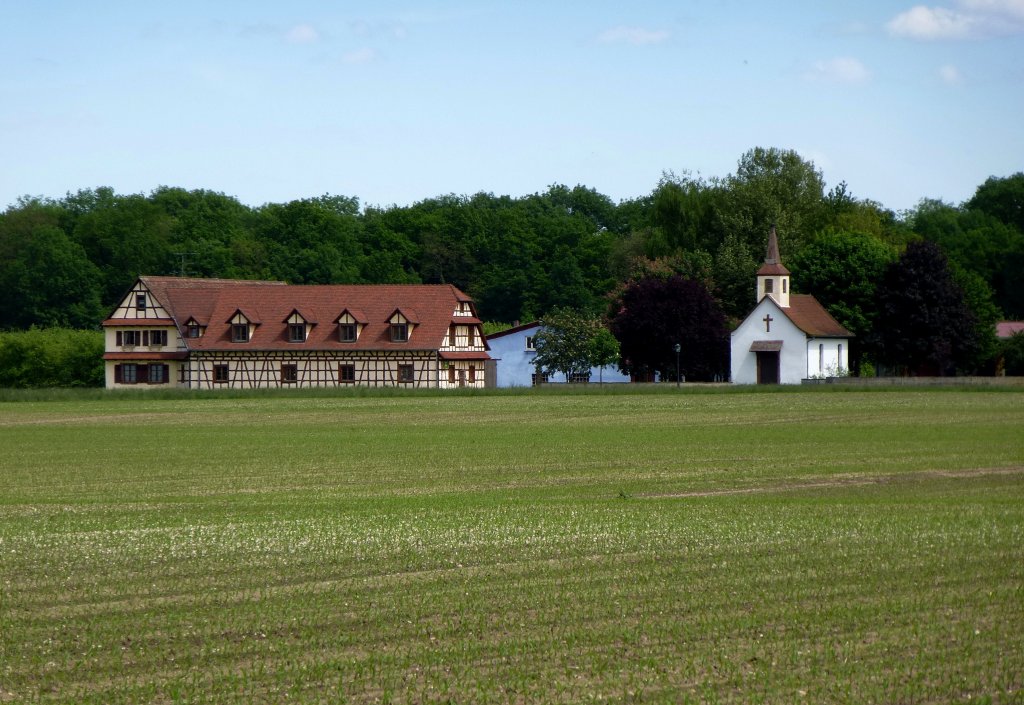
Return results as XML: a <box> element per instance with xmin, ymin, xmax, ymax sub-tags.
<box><xmin>756</xmin><ymin>351</ymin><xmax>780</xmax><ymax>384</ymax></box>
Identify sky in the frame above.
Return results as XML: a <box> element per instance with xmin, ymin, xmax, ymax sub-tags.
<box><xmin>1</xmin><ymin>1</ymin><xmax>1022</xmax><ymax>214</ymax></box>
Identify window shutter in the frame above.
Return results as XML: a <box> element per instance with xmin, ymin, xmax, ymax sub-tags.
<box><xmin>115</xmin><ymin>364</ymin><xmax>122</xmax><ymax>383</ymax></box>
<box><xmin>137</xmin><ymin>365</ymin><xmax>149</xmax><ymax>383</ymax></box>
<box><xmin>143</xmin><ymin>331</ymin><xmax>150</xmax><ymax>346</ymax></box>
<box><xmin>116</xmin><ymin>331</ymin><xmax>122</xmax><ymax>346</ymax></box>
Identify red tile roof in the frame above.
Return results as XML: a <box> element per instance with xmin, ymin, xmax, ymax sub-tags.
<box><xmin>784</xmin><ymin>295</ymin><xmax>853</xmax><ymax>338</ymax></box>
<box><xmin>997</xmin><ymin>321</ymin><xmax>1024</xmax><ymax>338</ymax></box>
<box><xmin>140</xmin><ymin>277</ymin><xmax>490</xmax><ymax>355</ymax></box>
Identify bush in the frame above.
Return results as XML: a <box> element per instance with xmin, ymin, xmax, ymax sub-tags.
<box><xmin>0</xmin><ymin>328</ymin><xmax>104</xmax><ymax>388</ymax></box>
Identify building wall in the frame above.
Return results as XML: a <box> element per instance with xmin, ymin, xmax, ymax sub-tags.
<box><xmin>185</xmin><ymin>350</ymin><xmax>454</xmax><ymax>389</ymax></box>
<box><xmin>805</xmin><ymin>339</ymin><xmax>848</xmax><ymax>378</ymax></box>
<box><xmin>487</xmin><ymin>324</ymin><xmax>629</xmax><ymax>387</ymax></box>
<box><xmin>730</xmin><ymin>299</ymin><xmax>808</xmax><ymax>385</ymax></box>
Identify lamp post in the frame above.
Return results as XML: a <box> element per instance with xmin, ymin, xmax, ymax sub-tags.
<box><xmin>674</xmin><ymin>343</ymin><xmax>681</xmax><ymax>388</ymax></box>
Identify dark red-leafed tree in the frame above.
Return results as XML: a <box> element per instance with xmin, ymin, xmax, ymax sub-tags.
<box><xmin>608</xmin><ymin>275</ymin><xmax>729</xmax><ymax>382</ymax></box>
<box><xmin>872</xmin><ymin>240</ymin><xmax>980</xmax><ymax>376</ymax></box>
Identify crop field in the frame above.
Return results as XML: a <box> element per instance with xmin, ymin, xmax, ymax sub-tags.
<box><xmin>1</xmin><ymin>387</ymin><xmax>1023</xmax><ymax>704</ymax></box>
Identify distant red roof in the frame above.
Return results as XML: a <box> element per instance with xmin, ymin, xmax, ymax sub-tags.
<box><xmin>783</xmin><ymin>295</ymin><xmax>852</xmax><ymax>338</ymax></box>
<box><xmin>997</xmin><ymin>321</ymin><xmax>1024</xmax><ymax>338</ymax></box>
<box><xmin>135</xmin><ymin>277</ymin><xmax>490</xmax><ymax>355</ymax></box>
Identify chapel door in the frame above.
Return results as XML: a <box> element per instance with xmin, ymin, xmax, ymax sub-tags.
<box><xmin>756</xmin><ymin>351</ymin><xmax>780</xmax><ymax>384</ymax></box>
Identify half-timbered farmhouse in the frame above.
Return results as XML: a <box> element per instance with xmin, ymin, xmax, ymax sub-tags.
<box><xmin>103</xmin><ymin>277</ymin><xmax>491</xmax><ymax>389</ymax></box>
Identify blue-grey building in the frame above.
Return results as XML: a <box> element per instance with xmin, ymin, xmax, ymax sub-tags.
<box><xmin>486</xmin><ymin>321</ymin><xmax>631</xmax><ymax>387</ymax></box>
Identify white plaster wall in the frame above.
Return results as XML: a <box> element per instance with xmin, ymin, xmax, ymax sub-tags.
<box><xmin>730</xmin><ymin>299</ymin><xmax>808</xmax><ymax>385</ymax></box>
<box><xmin>487</xmin><ymin>325</ymin><xmax>630</xmax><ymax>387</ymax></box>
<box><xmin>805</xmin><ymin>339</ymin><xmax>849</xmax><ymax>378</ymax></box>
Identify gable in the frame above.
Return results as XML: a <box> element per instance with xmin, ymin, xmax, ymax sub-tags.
<box><xmin>104</xmin><ymin>280</ymin><xmax>174</xmax><ymax>322</ymax></box>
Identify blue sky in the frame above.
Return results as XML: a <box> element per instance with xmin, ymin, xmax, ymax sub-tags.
<box><xmin>1</xmin><ymin>1</ymin><xmax>1021</xmax><ymax>213</ymax></box>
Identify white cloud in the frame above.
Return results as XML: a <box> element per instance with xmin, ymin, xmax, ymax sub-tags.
<box><xmin>939</xmin><ymin>64</ymin><xmax>964</xmax><ymax>83</ymax></box>
<box><xmin>286</xmin><ymin>24</ymin><xmax>320</xmax><ymax>44</ymax></box>
<box><xmin>597</xmin><ymin>26</ymin><xmax>670</xmax><ymax>46</ymax></box>
<box><xmin>342</xmin><ymin>48</ymin><xmax>377</xmax><ymax>65</ymax></box>
<box><xmin>806</xmin><ymin>57</ymin><xmax>871</xmax><ymax>84</ymax></box>
<box><xmin>887</xmin><ymin>0</ymin><xmax>1024</xmax><ymax>39</ymax></box>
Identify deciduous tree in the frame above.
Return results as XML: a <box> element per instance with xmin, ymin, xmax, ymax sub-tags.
<box><xmin>608</xmin><ymin>275</ymin><xmax>729</xmax><ymax>382</ymax></box>
<box><xmin>872</xmin><ymin>241</ymin><xmax>980</xmax><ymax>376</ymax></box>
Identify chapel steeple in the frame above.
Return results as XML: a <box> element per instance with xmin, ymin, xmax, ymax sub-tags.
<box><xmin>756</xmin><ymin>224</ymin><xmax>790</xmax><ymax>307</ymax></box>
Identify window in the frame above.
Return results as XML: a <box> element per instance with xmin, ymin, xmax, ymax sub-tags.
<box><xmin>448</xmin><ymin>325</ymin><xmax>457</xmax><ymax>347</ymax></box>
<box><xmin>339</xmin><ymin>323</ymin><xmax>357</xmax><ymax>343</ymax></box>
<box><xmin>468</xmin><ymin>327</ymin><xmax>476</xmax><ymax>346</ymax></box>
<box><xmin>468</xmin><ymin>365</ymin><xmax>476</xmax><ymax>383</ymax></box>
<box><xmin>391</xmin><ymin>323</ymin><xmax>408</xmax><ymax>342</ymax></box>
<box><xmin>288</xmin><ymin>323</ymin><xmax>306</xmax><ymax>343</ymax></box>
<box><xmin>525</xmin><ymin>336</ymin><xmax>536</xmax><ymax>351</ymax></box>
<box><xmin>782</xmin><ymin>279</ymin><xmax>788</xmax><ymax>294</ymax></box>
<box><xmin>118</xmin><ymin>330</ymin><xmax>141</xmax><ymax>346</ymax></box>
<box><xmin>397</xmin><ymin>364</ymin><xmax>414</xmax><ymax>383</ymax></box>
<box><xmin>117</xmin><ymin>363</ymin><xmax>138</xmax><ymax>384</ymax></box>
<box><xmin>764</xmin><ymin>279</ymin><xmax>774</xmax><ymax>294</ymax></box>
<box><xmin>568</xmin><ymin>371</ymin><xmax>591</xmax><ymax>384</ymax></box>
<box><xmin>135</xmin><ymin>294</ymin><xmax>147</xmax><ymax>311</ymax></box>
<box><xmin>187</xmin><ymin>323</ymin><xmax>201</xmax><ymax>338</ymax></box>
<box><xmin>145</xmin><ymin>330</ymin><xmax>167</xmax><ymax>346</ymax></box>
<box><xmin>339</xmin><ymin>364</ymin><xmax>356</xmax><ymax>383</ymax></box>
<box><xmin>148</xmin><ymin>364</ymin><xmax>167</xmax><ymax>384</ymax></box>
<box><xmin>213</xmin><ymin>365</ymin><xmax>230</xmax><ymax>384</ymax></box>
<box><xmin>281</xmin><ymin>364</ymin><xmax>298</xmax><ymax>384</ymax></box>
<box><xmin>531</xmin><ymin>372</ymin><xmax>548</xmax><ymax>386</ymax></box>
<box><xmin>231</xmin><ymin>323</ymin><xmax>249</xmax><ymax>343</ymax></box>
<box><xmin>448</xmin><ymin>365</ymin><xmax>456</xmax><ymax>384</ymax></box>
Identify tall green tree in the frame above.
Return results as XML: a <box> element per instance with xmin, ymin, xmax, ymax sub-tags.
<box><xmin>872</xmin><ymin>241</ymin><xmax>980</xmax><ymax>376</ymax></box>
<box><xmin>608</xmin><ymin>275</ymin><xmax>729</xmax><ymax>382</ymax></box>
<box><xmin>533</xmin><ymin>308</ymin><xmax>612</xmax><ymax>382</ymax></box>
<box><xmin>718</xmin><ymin>147</ymin><xmax>827</xmax><ymax>257</ymax></box>
<box><xmin>787</xmin><ymin>231</ymin><xmax>897</xmax><ymax>372</ymax></box>
<box><xmin>0</xmin><ymin>203</ymin><xmax>104</xmax><ymax>328</ymax></box>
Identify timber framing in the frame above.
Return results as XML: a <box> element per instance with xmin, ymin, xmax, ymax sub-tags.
<box><xmin>102</xmin><ymin>276</ymin><xmax>491</xmax><ymax>390</ymax></box>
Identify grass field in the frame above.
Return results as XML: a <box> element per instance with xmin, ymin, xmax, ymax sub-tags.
<box><xmin>1</xmin><ymin>387</ymin><xmax>1022</xmax><ymax>704</ymax></box>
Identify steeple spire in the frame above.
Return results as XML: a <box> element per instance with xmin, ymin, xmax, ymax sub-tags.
<box><xmin>755</xmin><ymin>224</ymin><xmax>791</xmax><ymax>307</ymax></box>
<box><xmin>765</xmin><ymin>223</ymin><xmax>780</xmax><ymax>265</ymax></box>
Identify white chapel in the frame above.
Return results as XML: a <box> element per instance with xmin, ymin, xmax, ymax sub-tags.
<box><xmin>730</xmin><ymin>226</ymin><xmax>852</xmax><ymax>384</ymax></box>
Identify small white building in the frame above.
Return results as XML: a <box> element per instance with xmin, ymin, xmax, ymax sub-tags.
<box><xmin>486</xmin><ymin>321</ymin><xmax>630</xmax><ymax>386</ymax></box>
<box><xmin>731</xmin><ymin>227</ymin><xmax>852</xmax><ymax>384</ymax></box>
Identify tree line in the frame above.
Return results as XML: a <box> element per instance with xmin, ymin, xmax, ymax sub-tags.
<box><xmin>2</xmin><ymin>147</ymin><xmax>1022</xmax><ymax>381</ymax></box>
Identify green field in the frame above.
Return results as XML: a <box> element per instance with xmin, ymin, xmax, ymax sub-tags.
<box><xmin>1</xmin><ymin>388</ymin><xmax>1022</xmax><ymax>704</ymax></box>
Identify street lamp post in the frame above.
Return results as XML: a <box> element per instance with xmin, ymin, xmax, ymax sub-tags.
<box><xmin>674</xmin><ymin>343</ymin><xmax>681</xmax><ymax>388</ymax></box>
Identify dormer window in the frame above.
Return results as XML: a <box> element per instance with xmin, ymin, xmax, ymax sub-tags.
<box><xmin>228</xmin><ymin>310</ymin><xmax>257</xmax><ymax>343</ymax></box>
<box><xmin>387</xmin><ymin>309</ymin><xmax>416</xmax><ymax>343</ymax></box>
<box><xmin>136</xmin><ymin>293</ymin><xmax>147</xmax><ymax>311</ymax></box>
<box><xmin>186</xmin><ymin>321</ymin><xmax>202</xmax><ymax>338</ymax></box>
<box><xmin>336</xmin><ymin>309</ymin><xmax>364</xmax><ymax>343</ymax></box>
<box><xmin>284</xmin><ymin>311</ymin><xmax>312</xmax><ymax>344</ymax></box>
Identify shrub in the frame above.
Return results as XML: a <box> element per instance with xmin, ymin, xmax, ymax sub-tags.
<box><xmin>0</xmin><ymin>328</ymin><xmax>104</xmax><ymax>388</ymax></box>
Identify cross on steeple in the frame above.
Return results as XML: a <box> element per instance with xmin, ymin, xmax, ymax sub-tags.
<box><xmin>763</xmin><ymin>314</ymin><xmax>774</xmax><ymax>332</ymax></box>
